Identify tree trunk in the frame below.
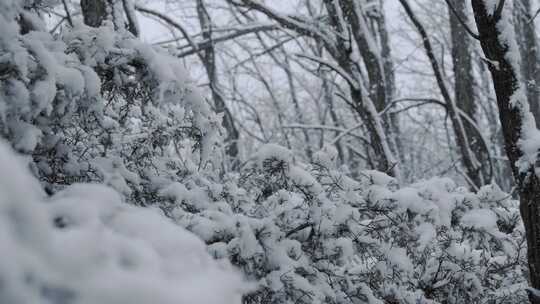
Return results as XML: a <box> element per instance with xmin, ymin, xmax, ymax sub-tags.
<box><xmin>81</xmin><ymin>0</ymin><xmax>139</xmax><ymax>36</ymax></box>
<box><xmin>339</xmin><ymin>0</ymin><xmax>387</xmax><ymax>112</ymax></box>
<box><xmin>449</xmin><ymin>0</ymin><xmax>491</xmax><ymax>184</ymax></box>
<box><xmin>400</xmin><ymin>0</ymin><xmax>483</xmax><ymax>189</ymax></box>
<box><xmin>322</xmin><ymin>71</ymin><xmax>345</xmax><ymax>164</ymax></box>
<box><xmin>515</xmin><ymin>0</ymin><xmax>540</xmax><ymax>125</ymax></box>
<box><xmin>471</xmin><ymin>1</ymin><xmax>540</xmax><ymax>302</ymax></box>
<box><xmin>196</xmin><ymin>0</ymin><xmax>240</xmax><ymax>168</ymax></box>
<box><xmin>324</xmin><ymin>0</ymin><xmax>400</xmax><ymax>178</ymax></box>
<box><xmin>281</xmin><ymin>55</ymin><xmax>313</xmax><ymax>162</ymax></box>
<box><xmin>339</xmin><ymin>0</ymin><xmax>402</xmax><ymax>160</ymax></box>
<box><xmin>348</xmin><ymin>84</ymin><xmax>398</xmax><ymax>177</ymax></box>
<box><xmin>80</xmin><ymin>0</ymin><xmax>108</xmax><ymax>28</ymax></box>
<box><xmin>377</xmin><ymin>0</ymin><xmax>404</xmax><ymax>164</ymax></box>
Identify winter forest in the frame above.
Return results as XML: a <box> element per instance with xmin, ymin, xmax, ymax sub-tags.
<box><xmin>5</xmin><ymin>0</ymin><xmax>540</xmax><ymax>303</ymax></box>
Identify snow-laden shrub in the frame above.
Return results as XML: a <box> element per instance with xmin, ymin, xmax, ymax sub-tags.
<box><xmin>162</xmin><ymin>144</ymin><xmax>527</xmax><ymax>304</ymax></box>
<box><xmin>0</xmin><ymin>0</ymin><xmax>222</xmax><ymax>201</ymax></box>
<box><xmin>0</xmin><ymin>140</ymin><xmax>246</xmax><ymax>304</ymax></box>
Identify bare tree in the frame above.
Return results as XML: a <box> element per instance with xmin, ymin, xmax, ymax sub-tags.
<box><xmin>80</xmin><ymin>0</ymin><xmax>108</xmax><ymax>28</ymax></box>
<box><xmin>471</xmin><ymin>1</ymin><xmax>540</xmax><ymax>302</ymax></box>
<box><xmin>226</xmin><ymin>0</ymin><xmax>401</xmax><ymax>178</ymax></box>
<box><xmin>400</xmin><ymin>0</ymin><xmax>485</xmax><ymax>189</ymax></box>
<box><xmin>80</xmin><ymin>0</ymin><xmax>139</xmax><ymax>36</ymax></box>
<box><xmin>376</xmin><ymin>0</ymin><xmax>404</xmax><ymax>164</ymax></box>
<box><xmin>448</xmin><ymin>0</ymin><xmax>492</xmax><ymax>185</ymax></box>
<box><xmin>196</xmin><ymin>0</ymin><xmax>240</xmax><ymax>167</ymax></box>
<box><xmin>514</xmin><ymin>0</ymin><xmax>540</xmax><ymax>125</ymax></box>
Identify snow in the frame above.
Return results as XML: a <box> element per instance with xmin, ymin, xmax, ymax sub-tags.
<box><xmin>461</xmin><ymin>209</ymin><xmax>498</xmax><ymax>231</ymax></box>
<box><xmin>0</xmin><ymin>139</ymin><xmax>247</xmax><ymax>304</ymax></box>
<box><xmin>385</xmin><ymin>246</ymin><xmax>414</xmax><ymax>274</ymax></box>
<box><xmin>391</xmin><ymin>187</ymin><xmax>430</xmax><ymax>214</ymax></box>
<box><xmin>11</xmin><ymin>120</ymin><xmax>42</xmax><ymax>152</ymax></box>
<box><xmin>253</xmin><ymin>143</ymin><xmax>293</xmax><ymax>167</ymax></box>
<box><xmin>483</xmin><ymin>0</ymin><xmax>499</xmax><ymax>15</ymax></box>
<box><xmin>289</xmin><ymin>165</ymin><xmax>323</xmax><ymax>194</ymax></box>
<box><xmin>313</xmin><ymin>145</ymin><xmax>339</xmax><ymax>168</ymax></box>
<box><xmin>92</xmin><ymin>156</ymin><xmax>141</xmax><ymax>195</ymax></box>
<box><xmin>415</xmin><ymin>222</ymin><xmax>436</xmax><ymax>251</ymax></box>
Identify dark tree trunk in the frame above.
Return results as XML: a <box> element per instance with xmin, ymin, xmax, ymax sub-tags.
<box><xmin>122</xmin><ymin>0</ymin><xmax>139</xmax><ymax>36</ymax></box>
<box><xmin>196</xmin><ymin>0</ymin><xmax>240</xmax><ymax>167</ymax></box>
<box><xmin>323</xmin><ymin>0</ymin><xmax>399</xmax><ymax>177</ymax></box>
<box><xmin>81</xmin><ymin>0</ymin><xmax>139</xmax><ymax>36</ymax></box>
<box><xmin>377</xmin><ymin>0</ymin><xmax>404</xmax><ymax>164</ymax></box>
<box><xmin>80</xmin><ymin>0</ymin><xmax>108</xmax><ymax>28</ymax></box>
<box><xmin>282</xmin><ymin>55</ymin><xmax>313</xmax><ymax>162</ymax></box>
<box><xmin>322</xmin><ymin>71</ymin><xmax>345</xmax><ymax>164</ymax></box>
<box><xmin>339</xmin><ymin>0</ymin><xmax>402</xmax><ymax>160</ymax></box>
<box><xmin>515</xmin><ymin>0</ymin><xmax>540</xmax><ymax>125</ymax></box>
<box><xmin>449</xmin><ymin>0</ymin><xmax>491</xmax><ymax>185</ymax></box>
<box><xmin>348</xmin><ymin>85</ymin><xmax>396</xmax><ymax>176</ymax></box>
<box><xmin>471</xmin><ymin>1</ymin><xmax>540</xmax><ymax>302</ymax></box>
<box><xmin>400</xmin><ymin>0</ymin><xmax>482</xmax><ymax>189</ymax></box>
<box><xmin>338</xmin><ymin>0</ymin><xmax>387</xmax><ymax>112</ymax></box>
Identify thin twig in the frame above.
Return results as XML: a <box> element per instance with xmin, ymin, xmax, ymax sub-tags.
<box><xmin>61</xmin><ymin>0</ymin><xmax>73</xmax><ymax>27</ymax></box>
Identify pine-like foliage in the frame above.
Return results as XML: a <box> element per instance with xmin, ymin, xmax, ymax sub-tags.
<box><xmin>0</xmin><ymin>0</ymin><xmax>222</xmax><ymax>201</ymax></box>
<box><xmin>166</xmin><ymin>144</ymin><xmax>527</xmax><ymax>304</ymax></box>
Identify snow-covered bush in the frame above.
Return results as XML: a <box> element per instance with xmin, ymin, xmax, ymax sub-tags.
<box><xmin>164</xmin><ymin>144</ymin><xmax>527</xmax><ymax>304</ymax></box>
<box><xmin>0</xmin><ymin>139</ymin><xmax>246</xmax><ymax>304</ymax></box>
<box><xmin>0</xmin><ymin>0</ymin><xmax>222</xmax><ymax>201</ymax></box>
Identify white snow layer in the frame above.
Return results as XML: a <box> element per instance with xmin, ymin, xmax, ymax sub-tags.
<box><xmin>0</xmin><ymin>140</ymin><xmax>247</xmax><ymax>304</ymax></box>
